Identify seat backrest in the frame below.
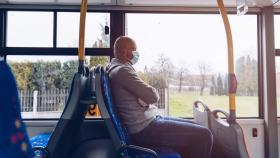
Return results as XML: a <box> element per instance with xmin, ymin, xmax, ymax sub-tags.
<box><xmin>95</xmin><ymin>66</ymin><xmax>128</xmax><ymax>151</ymax></box>
<box><xmin>193</xmin><ymin>100</ymin><xmax>212</xmax><ymax>128</ymax></box>
<box><xmin>193</xmin><ymin>101</ymin><xmax>250</xmax><ymax>158</ymax></box>
<box><xmin>46</xmin><ymin>71</ymin><xmax>90</xmax><ymax>158</ymax></box>
<box><xmin>210</xmin><ymin>110</ymin><xmax>250</xmax><ymax>158</ymax></box>
<box><xmin>0</xmin><ymin>61</ymin><xmax>33</xmax><ymax>158</ymax></box>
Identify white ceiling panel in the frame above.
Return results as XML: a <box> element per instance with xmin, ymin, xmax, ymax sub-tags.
<box><xmin>118</xmin><ymin>0</ymin><xmax>280</xmax><ymax>7</ymax></box>
<box><xmin>118</xmin><ymin>0</ymin><xmax>235</xmax><ymax>7</ymax></box>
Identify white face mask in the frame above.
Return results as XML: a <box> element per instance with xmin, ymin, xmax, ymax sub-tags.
<box><xmin>130</xmin><ymin>51</ymin><xmax>139</xmax><ymax>65</ymax></box>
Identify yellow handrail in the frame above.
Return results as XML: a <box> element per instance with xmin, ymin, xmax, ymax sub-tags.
<box><xmin>217</xmin><ymin>0</ymin><xmax>237</xmax><ymax>121</ymax></box>
<box><xmin>78</xmin><ymin>0</ymin><xmax>87</xmax><ymax>73</ymax></box>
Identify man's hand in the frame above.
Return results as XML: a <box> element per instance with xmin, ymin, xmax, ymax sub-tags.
<box><xmin>138</xmin><ymin>98</ymin><xmax>149</xmax><ymax>107</ymax></box>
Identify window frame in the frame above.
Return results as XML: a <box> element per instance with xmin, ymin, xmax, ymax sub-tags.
<box><xmin>1</xmin><ymin>8</ymin><xmax>115</xmax><ymax>57</ymax></box>
<box><xmin>0</xmin><ymin>8</ymin><xmax>123</xmax><ymax>120</ymax></box>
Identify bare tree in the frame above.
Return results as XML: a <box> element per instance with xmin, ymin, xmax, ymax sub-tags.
<box><xmin>177</xmin><ymin>66</ymin><xmax>188</xmax><ymax>92</ymax></box>
<box><xmin>154</xmin><ymin>53</ymin><xmax>174</xmax><ymax>85</ymax></box>
<box><xmin>198</xmin><ymin>62</ymin><xmax>210</xmax><ymax>96</ymax></box>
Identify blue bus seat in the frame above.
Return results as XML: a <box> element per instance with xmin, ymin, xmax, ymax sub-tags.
<box><xmin>30</xmin><ymin>68</ymin><xmax>94</xmax><ymax>158</ymax></box>
<box><xmin>95</xmin><ymin>65</ymin><xmax>181</xmax><ymax>158</ymax></box>
<box><xmin>0</xmin><ymin>61</ymin><xmax>33</xmax><ymax>158</ymax></box>
<box><xmin>29</xmin><ymin>72</ymin><xmax>88</xmax><ymax>158</ymax></box>
<box><xmin>45</xmin><ymin>71</ymin><xmax>92</xmax><ymax>158</ymax></box>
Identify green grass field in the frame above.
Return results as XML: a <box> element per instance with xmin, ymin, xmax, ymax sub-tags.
<box><xmin>168</xmin><ymin>91</ymin><xmax>259</xmax><ymax>117</ymax></box>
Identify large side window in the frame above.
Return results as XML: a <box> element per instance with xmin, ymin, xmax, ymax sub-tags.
<box><xmin>7</xmin><ymin>11</ymin><xmax>54</xmax><ymax>47</ymax></box>
<box><xmin>5</xmin><ymin>10</ymin><xmax>111</xmax><ymax>119</ymax></box>
<box><xmin>126</xmin><ymin>13</ymin><xmax>258</xmax><ymax>117</ymax></box>
<box><xmin>7</xmin><ymin>55</ymin><xmax>109</xmax><ymax>119</ymax></box>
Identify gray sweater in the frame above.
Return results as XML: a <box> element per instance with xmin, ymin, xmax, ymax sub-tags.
<box><xmin>108</xmin><ymin>58</ymin><xmax>159</xmax><ymax>134</ymax></box>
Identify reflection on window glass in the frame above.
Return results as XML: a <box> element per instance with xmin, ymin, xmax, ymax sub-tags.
<box><xmin>57</xmin><ymin>12</ymin><xmax>110</xmax><ymax>48</ymax></box>
<box><xmin>275</xmin><ymin>15</ymin><xmax>280</xmax><ymax>48</ymax></box>
<box><xmin>7</xmin><ymin>55</ymin><xmax>109</xmax><ymax>119</ymax></box>
<box><xmin>7</xmin><ymin>11</ymin><xmax>53</xmax><ymax>47</ymax></box>
<box><xmin>126</xmin><ymin>14</ymin><xmax>258</xmax><ymax>117</ymax></box>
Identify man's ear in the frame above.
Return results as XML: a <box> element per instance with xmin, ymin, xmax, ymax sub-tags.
<box><xmin>123</xmin><ymin>49</ymin><xmax>130</xmax><ymax>60</ymax></box>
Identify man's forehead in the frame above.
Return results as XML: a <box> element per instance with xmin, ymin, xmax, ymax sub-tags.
<box><xmin>131</xmin><ymin>42</ymin><xmax>137</xmax><ymax>49</ymax></box>
<box><xmin>126</xmin><ymin>39</ymin><xmax>136</xmax><ymax>49</ymax></box>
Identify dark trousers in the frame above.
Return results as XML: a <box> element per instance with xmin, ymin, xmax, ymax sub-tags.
<box><xmin>131</xmin><ymin>116</ymin><xmax>213</xmax><ymax>158</ymax></box>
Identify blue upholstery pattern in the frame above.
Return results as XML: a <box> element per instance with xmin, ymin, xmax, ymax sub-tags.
<box><xmin>100</xmin><ymin>68</ymin><xmax>181</xmax><ymax>158</ymax></box>
<box><xmin>102</xmin><ymin>73</ymin><xmax>129</xmax><ymax>144</ymax></box>
<box><xmin>0</xmin><ymin>61</ymin><xmax>33</xmax><ymax>158</ymax></box>
<box><xmin>30</xmin><ymin>133</ymin><xmax>51</xmax><ymax>148</ymax></box>
<box><xmin>30</xmin><ymin>133</ymin><xmax>51</xmax><ymax>158</ymax></box>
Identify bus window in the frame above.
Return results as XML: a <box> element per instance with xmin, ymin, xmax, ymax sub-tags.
<box><xmin>7</xmin><ymin>55</ymin><xmax>109</xmax><ymax>119</ymax></box>
<box><xmin>126</xmin><ymin>13</ymin><xmax>258</xmax><ymax>118</ymax></box>
<box><xmin>7</xmin><ymin>11</ymin><xmax>54</xmax><ymax>47</ymax></box>
<box><xmin>57</xmin><ymin>12</ymin><xmax>110</xmax><ymax>48</ymax></box>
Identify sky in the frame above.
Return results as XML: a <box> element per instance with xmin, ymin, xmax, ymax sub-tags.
<box><xmin>6</xmin><ymin>11</ymin><xmax>109</xmax><ymax>47</ymax></box>
<box><xmin>6</xmin><ymin>11</ymin><xmax>275</xmax><ymax>75</ymax></box>
<box><xmin>126</xmin><ymin>14</ymin><xmax>258</xmax><ymax>74</ymax></box>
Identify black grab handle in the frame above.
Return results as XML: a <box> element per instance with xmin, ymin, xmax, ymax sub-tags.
<box><xmin>212</xmin><ymin>109</ymin><xmax>231</xmax><ymax>124</ymax></box>
<box><xmin>193</xmin><ymin>100</ymin><xmax>210</xmax><ymax>112</ymax></box>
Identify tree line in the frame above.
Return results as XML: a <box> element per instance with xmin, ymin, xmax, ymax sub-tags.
<box><xmin>10</xmin><ymin>52</ymin><xmax>257</xmax><ymax>97</ymax></box>
<box><xmin>10</xmin><ymin>56</ymin><xmax>109</xmax><ymax>90</ymax></box>
<box><xmin>139</xmin><ymin>54</ymin><xmax>258</xmax><ymax>96</ymax></box>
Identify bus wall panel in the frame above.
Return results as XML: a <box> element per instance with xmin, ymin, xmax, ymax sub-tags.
<box><xmin>237</xmin><ymin>119</ymin><xmax>265</xmax><ymax>158</ymax></box>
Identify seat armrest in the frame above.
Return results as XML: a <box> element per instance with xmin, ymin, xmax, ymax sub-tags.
<box><xmin>120</xmin><ymin>144</ymin><xmax>158</xmax><ymax>158</ymax></box>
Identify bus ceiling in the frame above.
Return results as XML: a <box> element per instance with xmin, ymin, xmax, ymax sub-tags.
<box><xmin>0</xmin><ymin>0</ymin><xmax>279</xmax><ymax>8</ymax></box>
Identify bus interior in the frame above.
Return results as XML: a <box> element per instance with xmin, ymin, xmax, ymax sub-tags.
<box><xmin>1</xmin><ymin>0</ymin><xmax>280</xmax><ymax>158</ymax></box>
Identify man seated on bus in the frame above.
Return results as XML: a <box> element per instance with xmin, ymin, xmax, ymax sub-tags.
<box><xmin>107</xmin><ymin>36</ymin><xmax>213</xmax><ymax>158</ymax></box>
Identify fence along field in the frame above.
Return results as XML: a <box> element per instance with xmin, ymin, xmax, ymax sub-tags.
<box><xmin>20</xmin><ymin>89</ymin><xmax>69</xmax><ymax>118</ymax></box>
<box><xmin>19</xmin><ymin>88</ymin><xmax>168</xmax><ymax>118</ymax></box>
<box><xmin>20</xmin><ymin>88</ymin><xmax>261</xmax><ymax>118</ymax></box>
